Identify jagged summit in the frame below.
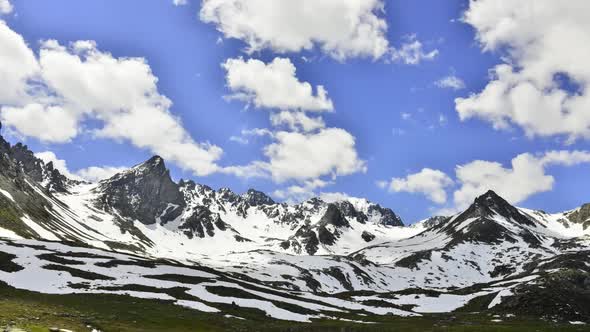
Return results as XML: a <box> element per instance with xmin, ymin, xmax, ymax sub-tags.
<box><xmin>463</xmin><ymin>190</ymin><xmax>536</xmax><ymax>227</ymax></box>
<box><xmin>242</xmin><ymin>188</ymin><xmax>275</xmax><ymax>206</ymax></box>
<box><xmin>97</xmin><ymin>155</ymin><xmax>184</xmax><ymax>225</ymax></box>
<box><xmin>127</xmin><ymin>155</ymin><xmax>168</xmax><ymax>176</ymax></box>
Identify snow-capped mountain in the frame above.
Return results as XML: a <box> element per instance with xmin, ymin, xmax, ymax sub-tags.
<box><xmin>0</xmin><ymin>129</ymin><xmax>589</xmax><ymax>323</ymax></box>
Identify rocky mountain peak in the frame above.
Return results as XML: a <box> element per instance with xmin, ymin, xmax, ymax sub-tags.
<box><xmin>132</xmin><ymin>155</ymin><xmax>167</xmax><ymax>175</ymax></box>
<box><xmin>368</xmin><ymin>204</ymin><xmax>404</xmax><ymax>226</ymax></box>
<box><xmin>97</xmin><ymin>156</ymin><xmax>185</xmax><ymax>225</ymax></box>
<box><xmin>468</xmin><ymin>190</ymin><xmax>535</xmax><ymax>226</ymax></box>
<box><xmin>242</xmin><ymin>189</ymin><xmax>275</xmax><ymax>206</ymax></box>
<box><xmin>217</xmin><ymin>187</ymin><xmax>239</xmax><ymax>203</ymax></box>
<box><xmin>474</xmin><ymin>190</ymin><xmax>505</xmax><ymax>206</ymax></box>
<box><xmin>9</xmin><ymin>142</ymin><xmax>46</xmax><ymax>183</ymax></box>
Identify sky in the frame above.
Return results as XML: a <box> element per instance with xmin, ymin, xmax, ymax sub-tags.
<box><xmin>1</xmin><ymin>0</ymin><xmax>589</xmax><ymax>223</ymax></box>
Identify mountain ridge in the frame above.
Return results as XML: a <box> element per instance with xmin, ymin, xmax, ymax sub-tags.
<box><xmin>0</xmin><ymin>130</ymin><xmax>589</xmax><ymax>323</ymax></box>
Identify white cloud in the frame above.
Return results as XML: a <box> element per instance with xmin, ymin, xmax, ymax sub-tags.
<box><xmin>435</xmin><ymin>75</ymin><xmax>465</xmax><ymax>90</ymax></box>
<box><xmin>76</xmin><ymin>166</ymin><xmax>128</xmax><ymax>182</ymax></box>
<box><xmin>0</xmin><ymin>23</ymin><xmax>223</xmax><ymax>176</ymax></box>
<box><xmin>222</xmin><ymin>57</ymin><xmax>333</xmax><ymax>112</ymax></box>
<box><xmin>0</xmin><ymin>0</ymin><xmax>12</xmax><ymax>14</ymax></box>
<box><xmin>200</xmin><ymin>0</ymin><xmax>389</xmax><ymax>61</ymax></box>
<box><xmin>264</xmin><ymin>129</ymin><xmax>366</xmax><ymax>182</ymax></box>
<box><xmin>173</xmin><ymin>0</ymin><xmax>188</xmax><ymax>6</ymax></box>
<box><xmin>452</xmin><ymin>154</ymin><xmax>554</xmax><ymax>211</ymax></box>
<box><xmin>384</xmin><ymin>168</ymin><xmax>453</xmax><ymax>204</ymax></box>
<box><xmin>390</xmin><ymin>35</ymin><xmax>438</xmax><ymax>65</ymax></box>
<box><xmin>35</xmin><ymin>151</ymin><xmax>127</xmax><ymax>182</ymax></box>
<box><xmin>383</xmin><ymin>150</ymin><xmax>590</xmax><ymax>212</ymax></box>
<box><xmin>220</xmin><ymin>56</ymin><xmax>366</xmax><ymax>186</ymax></box>
<box><xmin>226</xmin><ymin>128</ymin><xmax>366</xmax><ymax>183</ymax></box>
<box><xmin>270</xmin><ymin>111</ymin><xmax>325</xmax><ymax>132</ymax></box>
<box><xmin>456</xmin><ymin>1</ymin><xmax>590</xmax><ymax>142</ymax></box>
<box><xmin>452</xmin><ymin>151</ymin><xmax>590</xmax><ymax>210</ymax></box>
<box><xmin>0</xmin><ymin>21</ymin><xmax>39</xmax><ymax>104</ymax></box>
<box><xmin>1</xmin><ymin>103</ymin><xmax>78</xmax><ymax>143</ymax></box>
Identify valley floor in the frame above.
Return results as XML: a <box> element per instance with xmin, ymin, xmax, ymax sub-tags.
<box><xmin>0</xmin><ymin>284</ymin><xmax>588</xmax><ymax>332</ymax></box>
<box><xmin>0</xmin><ymin>238</ymin><xmax>588</xmax><ymax>332</ymax></box>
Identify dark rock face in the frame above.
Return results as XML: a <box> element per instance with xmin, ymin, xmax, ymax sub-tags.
<box><xmin>495</xmin><ymin>253</ymin><xmax>590</xmax><ymax>322</ymax></box>
<box><xmin>319</xmin><ymin>204</ymin><xmax>350</xmax><ymax>228</ymax></box>
<box><xmin>369</xmin><ymin>205</ymin><xmax>403</xmax><ymax>226</ymax></box>
<box><xmin>317</xmin><ymin>225</ymin><xmax>337</xmax><ymax>246</ymax></box>
<box><xmin>0</xmin><ymin>124</ymin><xmax>73</xmax><ymax>193</ymax></box>
<box><xmin>44</xmin><ymin>162</ymin><xmax>72</xmax><ymax>193</ymax></box>
<box><xmin>242</xmin><ymin>189</ymin><xmax>275</xmax><ymax>206</ymax></box>
<box><xmin>9</xmin><ymin>143</ymin><xmax>45</xmax><ymax>183</ymax></box>
<box><xmin>335</xmin><ymin>201</ymin><xmax>368</xmax><ymax>223</ymax></box>
<box><xmin>421</xmin><ymin>216</ymin><xmax>449</xmax><ymax>229</ymax></box>
<box><xmin>96</xmin><ymin>156</ymin><xmax>185</xmax><ymax>225</ymax></box>
<box><xmin>565</xmin><ymin>203</ymin><xmax>590</xmax><ymax>230</ymax></box>
<box><xmin>395</xmin><ymin>251</ymin><xmax>432</xmax><ymax>269</ymax></box>
<box><xmin>294</xmin><ymin>224</ymin><xmax>320</xmax><ymax>255</ymax></box>
<box><xmin>179</xmin><ymin>206</ymin><xmax>227</xmax><ymax>239</ymax></box>
<box><xmin>361</xmin><ymin>230</ymin><xmax>375</xmax><ymax>242</ymax></box>
<box><xmin>217</xmin><ymin>187</ymin><xmax>240</xmax><ymax>204</ymax></box>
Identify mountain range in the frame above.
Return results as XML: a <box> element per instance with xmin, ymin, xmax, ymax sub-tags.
<box><xmin>0</xmin><ymin>124</ymin><xmax>589</xmax><ymax>328</ymax></box>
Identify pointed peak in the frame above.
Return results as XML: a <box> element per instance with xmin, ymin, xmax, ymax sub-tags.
<box><xmin>145</xmin><ymin>155</ymin><xmax>165</xmax><ymax>166</ymax></box>
<box><xmin>242</xmin><ymin>188</ymin><xmax>275</xmax><ymax>206</ymax></box>
<box><xmin>454</xmin><ymin>189</ymin><xmax>537</xmax><ymax>228</ymax></box>
<box><xmin>132</xmin><ymin>155</ymin><xmax>167</xmax><ymax>174</ymax></box>
<box><xmin>472</xmin><ymin>190</ymin><xmax>513</xmax><ymax>211</ymax></box>
<box><xmin>476</xmin><ymin>190</ymin><xmax>503</xmax><ymax>202</ymax></box>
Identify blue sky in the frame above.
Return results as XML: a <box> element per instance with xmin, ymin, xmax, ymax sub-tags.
<box><xmin>1</xmin><ymin>0</ymin><xmax>589</xmax><ymax>223</ymax></box>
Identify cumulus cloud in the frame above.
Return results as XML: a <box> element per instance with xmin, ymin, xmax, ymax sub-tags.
<box><xmin>0</xmin><ymin>23</ymin><xmax>223</xmax><ymax>176</ymax></box>
<box><xmin>456</xmin><ymin>1</ymin><xmax>590</xmax><ymax>143</ymax></box>
<box><xmin>383</xmin><ymin>168</ymin><xmax>453</xmax><ymax>204</ymax></box>
<box><xmin>223</xmin><ymin>57</ymin><xmax>333</xmax><ymax>112</ymax></box>
<box><xmin>0</xmin><ymin>0</ymin><xmax>12</xmax><ymax>14</ymax></box>
<box><xmin>220</xmin><ymin>55</ymin><xmax>366</xmax><ymax>195</ymax></box>
<box><xmin>390</xmin><ymin>35</ymin><xmax>438</xmax><ymax>65</ymax></box>
<box><xmin>35</xmin><ymin>151</ymin><xmax>127</xmax><ymax>182</ymax></box>
<box><xmin>263</xmin><ymin>129</ymin><xmax>366</xmax><ymax>182</ymax></box>
<box><xmin>227</xmin><ymin>128</ymin><xmax>366</xmax><ymax>183</ymax></box>
<box><xmin>435</xmin><ymin>75</ymin><xmax>465</xmax><ymax>90</ymax></box>
<box><xmin>200</xmin><ymin>0</ymin><xmax>390</xmax><ymax>61</ymax></box>
<box><xmin>383</xmin><ymin>150</ymin><xmax>590</xmax><ymax>212</ymax></box>
<box><xmin>0</xmin><ymin>21</ymin><xmax>39</xmax><ymax>104</ymax></box>
<box><xmin>173</xmin><ymin>0</ymin><xmax>187</xmax><ymax>6</ymax></box>
<box><xmin>1</xmin><ymin>104</ymin><xmax>78</xmax><ymax>143</ymax></box>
